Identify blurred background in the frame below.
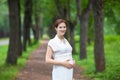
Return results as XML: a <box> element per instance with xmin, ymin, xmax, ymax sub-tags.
<box><xmin>0</xmin><ymin>0</ymin><xmax>120</xmax><ymax>80</ymax></box>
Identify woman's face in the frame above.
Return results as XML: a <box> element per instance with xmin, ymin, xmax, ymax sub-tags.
<box><xmin>55</xmin><ymin>22</ymin><xmax>67</xmax><ymax>36</ymax></box>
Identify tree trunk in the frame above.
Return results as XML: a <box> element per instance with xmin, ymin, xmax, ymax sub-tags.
<box><xmin>32</xmin><ymin>0</ymin><xmax>43</xmax><ymax>43</ymax></box>
<box><xmin>68</xmin><ymin>22</ymin><xmax>76</xmax><ymax>54</ymax></box>
<box><xmin>39</xmin><ymin>17</ymin><xmax>43</xmax><ymax>38</ymax></box>
<box><xmin>6</xmin><ymin>0</ymin><xmax>21</xmax><ymax>65</ymax></box>
<box><xmin>34</xmin><ymin>15</ymin><xmax>42</xmax><ymax>42</ymax></box>
<box><xmin>76</xmin><ymin>0</ymin><xmax>92</xmax><ymax>59</ymax></box>
<box><xmin>32</xmin><ymin>16</ymin><xmax>43</xmax><ymax>43</ymax></box>
<box><xmin>18</xmin><ymin>0</ymin><xmax>22</xmax><ymax>56</ymax></box>
<box><xmin>93</xmin><ymin>0</ymin><xmax>106</xmax><ymax>72</ymax></box>
<box><xmin>80</xmin><ymin>17</ymin><xmax>87</xmax><ymax>59</ymax></box>
<box><xmin>66</xmin><ymin>0</ymin><xmax>77</xmax><ymax>54</ymax></box>
<box><xmin>23</xmin><ymin>0</ymin><xmax>32</xmax><ymax>51</ymax></box>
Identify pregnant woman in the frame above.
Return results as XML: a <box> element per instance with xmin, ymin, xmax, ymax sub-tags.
<box><xmin>45</xmin><ymin>19</ymin><xmax>75</xmax><ymax>80</ymax></box>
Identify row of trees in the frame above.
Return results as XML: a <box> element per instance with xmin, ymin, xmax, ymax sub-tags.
<box><xmin>4</xmin><ymin>0</ymin><xmax>120</xmax><ymax>73</ymax></box>
<box><xmin>6</xmin><ymin>0</ymin><xmax>105</xmax><ymax>72</ymax></box>
<box><xmin>1</xmin><ymin>0</ymin><xmax>120</xmax><ymax>37</ymax></box>
<box><xmin>6</xmin><ymin>0</ymin><xmax>43</xmax><ymax>65</ymax></box>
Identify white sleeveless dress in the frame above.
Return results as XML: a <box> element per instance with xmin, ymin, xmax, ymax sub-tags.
<box><xmin>48</xmin><ymin>35</ymin><xmax>74</xmax><ymax>80</ymax></box>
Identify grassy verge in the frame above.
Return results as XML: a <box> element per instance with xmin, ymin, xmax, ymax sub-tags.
<box><xmin>0</xmin><ymin>41</ymin><xmax>40</xmax><ymax>80</ymax></box>
<box><xmin>73</xmin><ymin>35</ymin><xmax>120</xmax><ymax>80</ymax></box>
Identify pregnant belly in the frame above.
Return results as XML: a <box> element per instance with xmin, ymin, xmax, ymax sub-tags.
<box><xmin>54</xmin><ymin>53</ymin><xmax>72</xmax><ymax>61</ymax></box>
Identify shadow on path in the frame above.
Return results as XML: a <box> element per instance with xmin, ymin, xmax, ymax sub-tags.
<box><xmin>15</xmin><ymin>39</ymin><xmax>88</xmax><ymax>80</ymax></box>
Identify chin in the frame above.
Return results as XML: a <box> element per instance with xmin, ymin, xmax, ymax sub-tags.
<box><xmin>61</xmin><ymin>33</ymin><xmax>65</xmax><ymax>36</ymax></box>
<box><xmin>59</xmin><ymin>32</ymin><xmax>65</xmax><ymax>36</ymax></box>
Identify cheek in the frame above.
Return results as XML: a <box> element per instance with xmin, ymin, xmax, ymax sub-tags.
<box><xmin>56</xmin><ymin>29</ymin><xmax>60</xmax><ymax>33</ymax></box>
<box><xmin>65</xmin><ymin>28</ymin><xmax>67</xmax><ymax>31</ymax></box>
<box><xmin>63</xmin><ymin>28</ymin><xmax>67</xmax><ymax>32</ymax></box>
<box><xmin>55</xmin><ymin>28</ymin><xmax>59</xmax><ymax>32</ymax></box>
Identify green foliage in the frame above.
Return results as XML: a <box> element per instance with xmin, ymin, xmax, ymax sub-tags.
<box><xmin>0</xmin><ymin>0</ymin><xmax>9</xmax><ymax>36</ymax></box>
<box><xmin>0</xmin><ymin>0</ymin><xmax>119</xmax><ymax>37</ymax></box>
<box><xmin>115</xmin><ymin>20</ymin><xmax>120</xmax><ymax>35</ymax></box>
<box><xmin>104</xmin><ymin>0</ymin><xmax>120</xmax><ymax>35</ymax></box>
<box><xmin>74</xmin><ymin>35</ymin><xmax>120</xmax><ymax>80</ymax></box>
<box><xmin>0</xmin><ymin>42</ymin><xmax>40</xmax><ymax>80</ymax></box>
<box><xmin>104</xmin><ymin>35</ymin><xmax>120</xmax><ymax>42</ymax></box>
<box><xmin>70</xmin><ymin>0</ymin><xmax>77</xmax><ymax>21</ymax></box>
<box><xmin>81</xmin><ymin>0</ymin><xmax>88</xmax><ymax>11</ymax></box>
<box><xmin>42</xmin><ymin>0</ymin><xmax>56</xmax><ymax>27</ymax></box>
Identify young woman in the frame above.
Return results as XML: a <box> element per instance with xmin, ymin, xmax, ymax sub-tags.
<box><xmin>46</xmin><ymin>19</ymin><xmax>75</xmax><ymax>80</ymax></box>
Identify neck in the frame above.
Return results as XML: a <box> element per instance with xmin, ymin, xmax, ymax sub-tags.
<box><xmin>57</xmin><ymin>34</ymin><xmax>64</xmax><ymax>40</ymax></box>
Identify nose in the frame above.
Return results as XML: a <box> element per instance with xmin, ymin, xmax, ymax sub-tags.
<box><xmin>62</xmin><ymin>27</ymin><xmax>66</xmax><ymax>30</ymax></box>
<box><xmin>61</xmin><ymin>28</ymin><xmax>66</xmax><ymax>31</ymax></box>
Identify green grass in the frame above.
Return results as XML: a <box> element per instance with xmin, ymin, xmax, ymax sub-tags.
<box><xmin>74</xmin><ymin>35</ymin><xmax>120</xmax><ymax>80</ymax></box>
<box><xmin>0</xmin><ymin>41</ymin><xmax>40</xmax><ymax>80</ymax></box>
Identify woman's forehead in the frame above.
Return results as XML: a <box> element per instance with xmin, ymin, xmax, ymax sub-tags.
<box><xmin>58</xmin><ymin>22</ymin><xmax>66</xmax><ymax>26</ymax></box>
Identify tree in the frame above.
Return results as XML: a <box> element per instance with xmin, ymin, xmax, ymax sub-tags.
<box><xmin>32</xmin><ymin>0</ymin><xmax>43</xmax><ymax>43</ymax></box>
<box><xmin>66</xmin><ymin>0</ymin><xmax>77</xmax><ymax>54</ymax></box>
<box><xmin>92</xmin><ymin>0</ymin><xmax>106</xmax><ymax>72</ymax></box>
<box><xmin>6</xmin><ymin>0</ymin><xmax>22</xmax><ymax>65</ymax></box>
<box><xmin>23</xmin><ymin>0</ymin><xmax>32</xmax><ymax>51</ymax></box>
<box><xmin>76</xmin><ymin>0</ymin><xmax>92</xmax><ymax>59</ymax></box>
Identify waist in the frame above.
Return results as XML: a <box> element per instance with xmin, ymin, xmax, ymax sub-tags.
<box><xmin>53</xmin><ymin>53</ymin><xmax>72</xmax><ymax>61</ymax></box>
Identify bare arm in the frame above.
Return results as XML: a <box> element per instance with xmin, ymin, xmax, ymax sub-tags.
<box><xmin>45</xmin><ymin>46</ymin><xmax>62</xmax><ymax>65</ymax></box>
<box><xmin>45</xmin><ymin>46</ymin><xmax>73</xmax><ymax>69</ymax></box>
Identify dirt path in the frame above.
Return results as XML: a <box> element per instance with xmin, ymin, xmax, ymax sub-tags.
<box><xmin>15</xmin><ymin>39</ymin><xmax>88</xmax><ymax>80</ymax></box>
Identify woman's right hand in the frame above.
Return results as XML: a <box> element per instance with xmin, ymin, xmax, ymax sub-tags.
<box><xmin>62</xmin><ymin>60</ymin><xmax>74</xmax><ymax>69</ymax></box>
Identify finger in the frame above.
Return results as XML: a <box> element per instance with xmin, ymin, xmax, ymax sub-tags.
<box><xmin>66</xmin><ymin>59</ymin><xmax>70</xmax><ymax>61</ymax></box>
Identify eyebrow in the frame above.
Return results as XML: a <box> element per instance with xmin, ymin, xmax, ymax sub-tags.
<box><xmin>59</xmin><ymin>26</ymin><xmax>66</xmax><ymax>27</ymax></box>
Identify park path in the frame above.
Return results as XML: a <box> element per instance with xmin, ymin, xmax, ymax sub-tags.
<box><xmin>15</xmin><ymin>39</ymin><xmax>88</xmax><ymax>80</ymax></box>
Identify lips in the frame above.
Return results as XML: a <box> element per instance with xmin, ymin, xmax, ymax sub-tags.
<box><xmin>61</xmin><ymin>31</ymin><xmax>66</xmax><ymax>33</ymax></box>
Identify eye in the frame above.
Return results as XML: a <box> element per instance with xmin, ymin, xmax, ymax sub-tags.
<box><xmin>59</xmin><ymin>26</ymin><xmax>62</xmax><ymax>28</ymax></box>
<box><xmin>58</xmin><ymin>26</ymin><xmax>66</xmax><ymax>29</ymax></box>
<box><xmin>63</xmin><ymin>26</ymin><xmax>66</xmax><ymax>28</ymax></box>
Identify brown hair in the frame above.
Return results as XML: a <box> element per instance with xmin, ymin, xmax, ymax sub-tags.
<box><xmin>53</xmin><ymin>19</ymin><xmax>67</xmax><ymax>28</ymax></box>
